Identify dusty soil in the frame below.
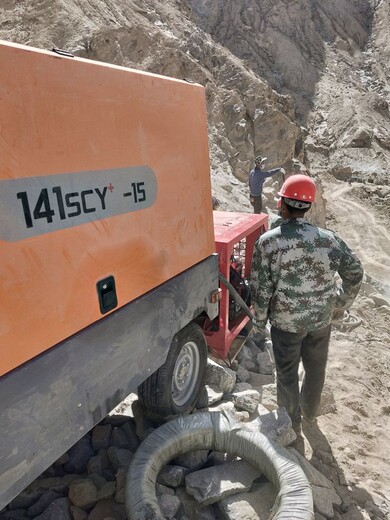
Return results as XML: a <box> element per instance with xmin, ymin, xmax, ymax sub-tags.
<box><xmin>310</xmin><ymin>175</ymin><xmax>390</xmax><ymax>517</ymax></box>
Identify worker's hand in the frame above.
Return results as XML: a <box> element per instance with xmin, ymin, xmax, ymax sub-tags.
<box><xmin>251</xmin><ymin>313</ymin><xmax>267</xmax><ymax>330</ymax></box>
<box><xmin>332</xmin><ymin>309</ymin><xmax>345</xmax><ymax>321</ymax></box>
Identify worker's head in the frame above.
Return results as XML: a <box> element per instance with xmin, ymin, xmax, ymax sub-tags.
<box><xmin>255</xmin><ymin>155</ymin><xmax>267</xmax><ymax>168</ymax></box>
<box><xmin>278</xmin><ymin>174</ymin><xmax>316</xmax><ymax>218</ymax></box>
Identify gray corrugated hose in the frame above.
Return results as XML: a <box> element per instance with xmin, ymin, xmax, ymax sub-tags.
<box><xmin>126</xmin><ymin>411</ymin><xmax>313</xmax><ymax>519</ymax></box>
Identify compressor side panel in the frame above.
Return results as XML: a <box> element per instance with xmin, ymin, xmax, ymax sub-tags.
<box><xmin>0</xmin><ymin>40</ymin><xmax>215</xmax><ymax>376</ymax></box>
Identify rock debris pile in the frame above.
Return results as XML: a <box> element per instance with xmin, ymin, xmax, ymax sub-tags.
<box><xmin>1</xmin><ymin>332</ymin><xmax>354</xmax><ymax>520</ymax></box>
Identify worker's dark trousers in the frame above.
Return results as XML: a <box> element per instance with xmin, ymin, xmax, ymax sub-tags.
<box><xmin>250</xmin><ymin>195</ymin><xmax>262</xmax><ymax>214</ymax></box>
<box><xmin>271</xmin><ymin>324</ymin><xmax>331</xmax><ymax>427</ymax></box>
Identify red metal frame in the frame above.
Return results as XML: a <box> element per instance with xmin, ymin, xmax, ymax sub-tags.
<box><xmin>205</xmin><ymin>211</ymin><xmax>268</xmax><ymax>358</ymax></box>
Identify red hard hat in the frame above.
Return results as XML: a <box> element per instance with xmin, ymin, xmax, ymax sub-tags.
<box><xmin>278</xmin><ymin>174</ymin><xmax>316</xmax><ymax>202</ymax></box>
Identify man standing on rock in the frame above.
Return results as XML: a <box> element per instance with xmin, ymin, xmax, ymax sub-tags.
<box><xmin>249</xmin><ymin>156</ymin><xmax>285</xmax><ymax>214</ymax></box>
<box><xmin>250</xmin><ymin>174</ymin><xmax>363</xmax><ymax>433</ymax></box>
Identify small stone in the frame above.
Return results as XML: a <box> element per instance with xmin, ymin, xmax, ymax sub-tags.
<box><xmin>8</xmin><ymin>489</ymin><xmax>43</xmax><ymax>510</ymax></box>
<box><xmin>256</xmin><ymin>351</ymin><xmax>274</xmax><ymax>375</ymax></box>
<box><xmin>92</xmin><ymin>424</ymin><xmax>112</xmax><ymax>451</ymax></box>
<box><xmin>156</xmin><ymin>483</ymin><xmax>175</xmax><ymax>496</ymax></box>
<box><xmin>87</xmin><ymin>455</ymin><xmax>104</xmax><ymax>475</ymax></box>
<box><xmin>205</xmin><ymin>359</ymin><xmax>236</xmax><ymax>393</ymax></box>
<box><xmin>53</xmin><ymin>454</ymin><xmax>69</xmax><ymax>467</ymax></box>
<box><xmin>107</xmin><ymin>447</ymin><xmax>133</xmax><ymax>470</ymax></box>
<box><xmin>69</xmin><ymin>506</ymin><xmax>88</xmax><ymax>520</ymax></box>
<box><xmin>246</xmin><ymin>406</ymin><xmax>295</xmax><ymax>446</ymax></box>
<box><xmin>344</xmin><ymin>447</ymin><xmax>356</xmax><ymax>460</ymax></box>
<box><xmin>206</xmin><ymin>451</ymin><xmax>234</xmax><ymax>466</ymax></box>
<box><xmin>175</xmin><ymin>487</ymin><xmax>217</xmax><ymax>520</ymax></box>
<box><xmin>27</xmin><ymin>490</ymin><xmax>62</xmax><ymax>517</ymax></box>
<box><xmin>338</xmin><ymin>472</ymin><xmax>348</xmax><ymax>486</ymax></box>
<box><xmin>64</xmin><ymin>438</ymin><xmax>94</xmax><ymax>474</ymax></box>
<box><xmin>312</xmin><ymin>485</ymin><xmax>341</xmax><ymax>518</ymax></box>
<box><xmin>157</xmin><ymin>465</ymin><xmax>190</xmax><ymax>488</ymax></box>
<box><xmin>68</xmin><ymin>480</ymin><xmax>97</xmax><ymax>510</ymax></box>
<box><xmin>115</xmin><ymin>468</ymin><xmax>127</xmax><ymax>504</ymax></box>
<box><xmin>87</xmin><ymin>499</ymin><xmax>127</xmax><ymax>520</ymax></box>
<box><xmin>236</xmin><ymin>365</ymin><xmax>250</xmax><ymax>383</ymax></box>
<box><xmin>33</xmin><ymin>498</ymin><xmax>71</xmax><ymax>520</ymax></box>
<box><xmin>120</xmin><ymin>420</ymin><xmax>140</xmax><ymax>452</ymax></box>
<box><xmin>259</xmin><ymin>384</ymin><xmax>278</xmax><ymax>411</ymax></box>
<box><xmin>218</xmin><ymin>482</ymin><xmax>277</xmax><ymax>519</ymax></box>
<box><xmin>247</xmin><ymin>371</ymin><xmax>274</xmax><ymax>389</ymax></box>
<box><xmin>236</xmin><ymin>345</ymin><xmax>255</xmax><ymax>367</ymax></box>
<box><xmin>233</xmin><ymin>382</ymin><xmax>252</xmax><ymax>392</ymax></box>
<box><xmin>88</xmin><ymin>473</ymin><xmax>108</xmax><ymax>490</ymax></box>
<box><xmin>0</xmin><ymin>509</ymin><xmax>29</xmax><ymax>519</ymax></box>
<box><xmin>252</xmin><ymin>330</ymin><xmax>268</xmax><ymax>343</ymax></box>
<box><xmin>196</xmin><ymin>385</ymin><xmax>224</xmax><ymax>408</ymax></box>
<box><xmin>229</xmin><ymin>389</ymin><xmax>260</xmax><ymax>413</ymax></box>
<box><xmin>158</xmin><ymin>494</ymin><xmax>181</xmax><ymax>519</ymax></box>
<box><xmin>131</xmin><ymin>400</ymin><xmax>156</xmax><ymax>440</ymax></box>
<box><xmin>370</xmin><ymin>293</ymin><xmax>389</xmax><ymax>307</ymax></box>
<box><xmin>96</xmin><ymin>481</ymin><xmax>116</xmax><ymax>501</ymax></box>
<box><xmin>317</xmin><ymin>386</ymin><xmax>336</xmax><ymax>416</ymax></box>
<box><xmin>206</xmin><ymin>401</ymin><xmax>248</xmax><ymax>422</ymax></box>
<box><xmin>173</xmin><ymin>449</ymin><xmax>210</xmax><ymax>471</ymax></box>
<box><xmin>243</xmin><ymin>339</ymin><xmax>261</xmax><ymax>360</ymax></box>
<box><xmin>111</xmin><ymin>427</ymin><xmax>130</xmax><ymax>449</ymax></box>
<box><xmin>185</xmin><ymin>460</ymin><xmax>261</xmax><ymax>505</ymax></box>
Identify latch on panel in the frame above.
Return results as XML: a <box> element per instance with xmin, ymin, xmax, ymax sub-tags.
<box><xmin>97</xmin><ymin>276</ymin><xmax>118</xmax><ymax>314</ymax></box>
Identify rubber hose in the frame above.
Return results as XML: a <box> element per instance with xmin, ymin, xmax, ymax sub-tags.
<box><xmin>126</xmin><ymin>411</ymin><xmax>313</xmax><ymax>519</ymax></box>
<box><xmin>219</xmin><ymin>272</ymin><xmax>260</xmax><ymax>325</ymax></box>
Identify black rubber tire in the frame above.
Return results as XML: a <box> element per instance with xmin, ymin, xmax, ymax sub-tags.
<box><xmin>138</xmin><ymin>322</ymin><xmax>207</xmax><ymax>418</ymax></box>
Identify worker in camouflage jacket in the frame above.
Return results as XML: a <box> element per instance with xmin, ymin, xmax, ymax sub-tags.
<box><xmin>250</xmin><ymin>174</ymin><xmax>363</xmax><ymax>433</ymax></box>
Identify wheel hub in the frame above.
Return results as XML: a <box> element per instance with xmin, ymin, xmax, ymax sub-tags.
<box><xmin>172</xmin><ymin>341</ymin><xmax>200</xmax><ymax>406</ymax></box>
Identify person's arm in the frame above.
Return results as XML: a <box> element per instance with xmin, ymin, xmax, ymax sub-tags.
<box><xmin>335</xmin><ymin>236</ymin><xmax>364</xmax><ymax>310</ymax></box>
<box><xmin>263</xmin><ymin>167</ymin><xmax>285</xmax><ymax>179</ymax></box>
<box><xmin>248</xmin><ymin>170</ymin><xmax>254</xmax><ymax>195</ymax></box>
<box><xmin>249</xmin><ymin>239</ymin><xmax>274</xmax><ymax>328</ymax></box>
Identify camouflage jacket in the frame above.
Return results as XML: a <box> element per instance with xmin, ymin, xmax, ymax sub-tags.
<box><xmin>250</xmin><ymin>218</ymin><xmax>364</xmax><ymax>333</ymax></box>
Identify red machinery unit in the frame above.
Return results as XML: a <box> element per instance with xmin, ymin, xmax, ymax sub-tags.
<box><xmin>206</xmin><ymin>211</ymin><xmax>268</xmax><ymax>359</ymax></box>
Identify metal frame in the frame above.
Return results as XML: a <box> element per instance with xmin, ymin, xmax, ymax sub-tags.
<box><xmin>206</xmin><ymin>211</ymin><xmax>268</xmax><ymax>358</ymax></box>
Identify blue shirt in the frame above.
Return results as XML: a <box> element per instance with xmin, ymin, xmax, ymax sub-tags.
<box><xmin>249</xmin><ymin>167</ymin><xmax>282</xmax><ymax>196</ymax></box>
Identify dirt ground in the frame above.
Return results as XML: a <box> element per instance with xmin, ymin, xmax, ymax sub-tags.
<box><xmin>308</xmin><ymin>176</ymin><xmax>390</xmax><ymax>518</ymax></box>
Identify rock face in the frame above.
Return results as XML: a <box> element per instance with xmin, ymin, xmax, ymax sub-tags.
<box><xmin>187</xmin><ymin>0</ymin><xmax>390</xmax><ymax>186</ymax></box>
<box><xmin>187</xmin><ymin>0</ymin><xmax>371</xmax><ymax>120</ymax></box>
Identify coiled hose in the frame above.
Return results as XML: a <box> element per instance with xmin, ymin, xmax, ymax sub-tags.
<box><xmin>126</xmin><ymin>411</ymin><xmax>313</xmax><ymax>519</ymax></box>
